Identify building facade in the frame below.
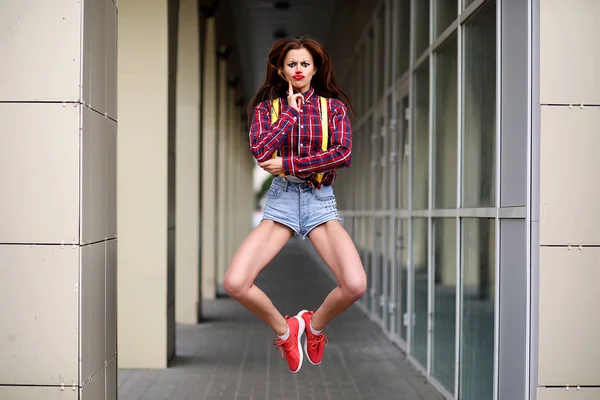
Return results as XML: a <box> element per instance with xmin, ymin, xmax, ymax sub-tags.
<box><xmin>333</xmin><ymin>1</ymin><xmax>600</xmax><ymax>400</ymax></box>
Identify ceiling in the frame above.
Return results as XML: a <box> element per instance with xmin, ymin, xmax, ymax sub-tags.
<box><xmin>225</xmin><ymin>0</ymin><xmax>337</xmax><ymax>100</ymax></box>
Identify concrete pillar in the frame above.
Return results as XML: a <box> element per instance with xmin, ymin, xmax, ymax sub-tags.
<box><xmin>233</xmin><ymin>110</ymin><xmax>242</xmax><ymax>250</ymax></box>
<box><xmin>175</xmin><ymin>0</ymin><xmax>201</xmax><ymax>325</ymax></box>
<box><xmin>226</xmin><ymin>92</ymin><xmax>238</xmax><ymax>265</ymax></box>
<box><xmin>216</xmin><ymin>58</ymin><xmax>229</xmax><ymax>288</ymax></box>
<box><xmin>236</xmin><ymin>107</ymin><xmax>252</xmax><ymax>246</ymax></box>
<box><xmin>201</xmin><ymin>17</ymin><xmax>218</xmax><ymax>300</ymax></box>
<box><xmin>245</xmin><ymin>138</ymin><xmax>254</xmax><ymax>235</ymax></box>
<box><xmin>245</xmin><ymin>133</ymin><xmax>254</xmax><ymax>234</ymax></box>
<box><xmin>536</xmin><ymin>1</ymin><xmax>600</xmax><ymax>399</ymax></box>
<box><xmin>0</xmin><ymin>1</ymin><xmax>117</xmax><ymax>398</ymax></box>
<box><xmin>118</xmin><ymin>0</ymin><xmax>176</xmax><ymax>368</ymax></box>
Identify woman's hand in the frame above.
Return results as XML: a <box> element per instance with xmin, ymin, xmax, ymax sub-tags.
<box><xmin>258</xmin><ymin>157</ymin><xmax>284</xmax><ymax>176</ymax></box>
<box><xmin>287</xmin><ymin>79</ymin><xmax>303</xmax><ymax>112</ymax></box>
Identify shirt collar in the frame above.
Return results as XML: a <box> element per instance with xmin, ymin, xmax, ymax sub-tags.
<box><xmin>302</xmin><ymin>87</ymin><xmax>315</xmax><ymax>101</ymax></box>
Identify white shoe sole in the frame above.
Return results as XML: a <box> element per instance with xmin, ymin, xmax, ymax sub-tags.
<box><xmin>297</xmin><ymin>310</ymin><xmax>321</xmax><ymax>366</ymax></box>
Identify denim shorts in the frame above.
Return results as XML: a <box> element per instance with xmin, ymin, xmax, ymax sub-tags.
<box><xmin>262</xmin><ymin>177</ymin><xmax>341</xmax><ymax>239</ymax></box>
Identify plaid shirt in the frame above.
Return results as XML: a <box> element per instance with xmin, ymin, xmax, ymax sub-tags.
<box><xmin>249</xmin><ymin>87</ymin><xmax>352</xmax><ymax>188</ymax></box>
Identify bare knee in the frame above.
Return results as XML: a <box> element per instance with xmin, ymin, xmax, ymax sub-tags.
<box><xmin>341</xmin><ymin>269</ymin><xmax>367</xmax><ymax>302</ymax></box>
<box><xmin>223</xmin><ymin>268</ymin><xmax>251</xmax><ymax>299</ymax></box>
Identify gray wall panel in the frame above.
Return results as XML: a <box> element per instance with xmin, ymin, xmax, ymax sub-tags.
<box><xmin>500</xmin><ymin>0</ymin><xmax>528</xmax><ymax>208</ymax></box>
<box><xmin>498</xmin><ymin>219</ymin><xmax>528</xmax><ymax>400</ymax></box>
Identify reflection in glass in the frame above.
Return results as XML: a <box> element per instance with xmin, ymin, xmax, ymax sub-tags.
<box><xmin>367</xmin><ymin>28</ymin><xmax>374</xmax><ymax>108</ymax></box>
<box><xmin>432</xmin><ymin>218</ymin><xmax>457</xmax><ymax>393</ymax></box>
<box><xmin>358</xmin><ymin>217</ymin><xmax>368</xmax><ymax>307</ymax></box>
<box><xmin>462</xmin><ymin>0</ymin><xmax>496</xmax><ymax>207</ymax></box>
<box><xmin>397</xmin><ymin>0</ymin><xmax>411</xmax><ymax>77</ymax></box>
<box><xmin>374</xmin><ymin>217</ymin><xmax>384</xmax><ymax>321</ymax></box>
<box><xmin>364</xmin><ymin>116</ymin><xmax>374</xmax><ymax>311</ymax></box>
<box><xmin>435</xmin><ymin>0</ymin><xmax>458</xmax><ymax>36</ymax></box>
<box><xmin>463</xmin><ymin>0</ymin><xmax>476</xmax><ymax>9</ymax></box>
<box><xmin>461</xmin><ymin>218</ymin><xmax>495</xmax><ymax>400</ymax></box>
<box><xmin>378</xmin><ymin>115</ymin><xmax>387</xmax><ymax>211</ymax></box>
<box><xmin>355</xmin><ymin>52</ymin><xmax>363</xmax><ymax>118</ymax></box>
<box><xmin>377</xmin><ymin>5</ymin><xmax>385</xmax><ymax>99</ymax></box>
<box><xmin>411</xmin><ymin>218</ymin><xmax>428</xmax><ymax>366</ymax></box>
<box><xmin>413</xmin><ymin>62</ymin><xmax>429</xmax><ymax>210</ymax></box>
<box><xmin>397</xmin><ymin>218</ymin><xmax>409</xmax><ymax>341</ymax></box>
<box><xmin>415</xmin><ymin>0</ymin><xmax>430</xmax><ymax>58</ymax></box>
<box><xmin>386</xmin><ymin>0</ymin><xmax>393</xmax><ymax>87</ymax></box>
<box><xmin>434</xmin><ymin>34</ymin><xmax>458</xmax><ymax>209</ymax></box>
<box><xmin>386</xmin><ymin>215</ymin><xmax>395</xmax><ymax>333</ymax></box>
<box><xmin>399</xmin><ymin>96</ymin><xmax>410</xmax><ymax>210</ymax></box>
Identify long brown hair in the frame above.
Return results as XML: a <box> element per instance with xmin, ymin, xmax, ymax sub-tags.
<box><xmin>247</xmin><ymin>37</ymin><xmax>354</xmax><ymax>119</ymax></box>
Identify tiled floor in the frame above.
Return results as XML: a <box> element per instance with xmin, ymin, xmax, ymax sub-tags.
<box><xmin>118</xmin><ymin>238</ymin><xmax>444</xmax><ymax>400</ymax></box>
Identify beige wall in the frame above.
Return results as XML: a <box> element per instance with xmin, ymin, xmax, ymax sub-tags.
<box><xmin>0</xmin><ymin>0</ymin><xmax>117</xmax><ymax>398</ymax></box>
<box><xmin>537</xmin><ymin>0</ymin><xmax>600</xmax><ymax>398</ymax></box>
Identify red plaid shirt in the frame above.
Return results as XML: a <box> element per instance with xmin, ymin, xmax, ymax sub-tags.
<box><xmin>249</xmin><ymin>87</ymin><xmax>352</xmax><ymax>188</ymax></box>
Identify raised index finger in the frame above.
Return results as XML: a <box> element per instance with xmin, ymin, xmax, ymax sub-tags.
<box><xmin>288</xmin><ymin>79</ymin><xmax>293</xmax><ymax>96</ymax></box>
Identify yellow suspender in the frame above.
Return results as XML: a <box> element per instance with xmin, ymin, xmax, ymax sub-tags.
<box><xmin>271</xmin><ymin>96</ymin><xmax>328</xmax><ymax>182</ymax></box>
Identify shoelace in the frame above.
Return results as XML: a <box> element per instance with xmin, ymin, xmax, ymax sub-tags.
<box><xmin>272</xmin><ymin>337</ymin><xmax>295</xmax><ymax>358</ymax></box>
<box><xmin>273</xmin><ymin>316</ymin><xmax>295</xmax><ymax>359</ymax></box>
<box><xmin>308</xmin><ymin>333</ymin><xmax>329</xmax><ymax>349</ymax></box>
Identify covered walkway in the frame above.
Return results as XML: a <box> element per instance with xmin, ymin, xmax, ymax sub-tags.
<box><xmin>2</xmin><ymin>1</ymin><xmax>599</xmax><ymax>400</ymax></box>
<box><xmin>118</xmin><ymin>239</ymin><xmax>443</xmax><ymax>400</ymax></box>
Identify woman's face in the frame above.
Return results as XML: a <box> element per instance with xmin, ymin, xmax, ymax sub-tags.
<box><xmin>281</xmin><ymin>47</ymin><xmax>316</xmax><ymax>93</ymax></box>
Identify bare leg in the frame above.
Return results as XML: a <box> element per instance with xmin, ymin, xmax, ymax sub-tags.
<box><xmin>307</xmin><ymin>220</ymin><xmax>367</xmax><ymax>331</ymax></box>
<box><xmin>223</xmin><ymin>220</ymin><xmax>294</xmax><ymax>336</ymax></box>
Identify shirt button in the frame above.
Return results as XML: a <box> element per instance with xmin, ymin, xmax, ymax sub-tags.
<box><xmin>300</xmin><ymin>125</ymin><xmax>304</xmax><ymax>128</ymax></box>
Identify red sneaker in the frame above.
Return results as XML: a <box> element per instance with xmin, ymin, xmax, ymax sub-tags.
<box><xmin>272</xmin><ymin>315</ymin><xmax>305</xmax><ymax>373</ymax></box>
<box><xmin>297</xmin><ymin>310</ymin><xmax>328</xmax><ymax>365</ymax></box>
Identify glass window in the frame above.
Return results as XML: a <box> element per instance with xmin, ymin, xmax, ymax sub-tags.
<box><xmin>433</xmin><ymin>34</ymin><xmax>458</xmax><ymax>209</ymax></box>
<box><xmin>461</xmin><ymin>0</ymin><xmax>496</xmax><ymax>208</ymax></box>
<box><xmin>386</xmin><ymin>0</ymin><xmax>394</xmax><ymax>87</ymax></box>
<box><xmin>435</xmin><ymin>0</ymin><xmax>458</xmax><ymax>36</ymax></box>
<box><xmin>415</xmin><ymin>0</ymin><xmax>430</xmax><ymax>58</ymax></box>
<box><xmin>399</xmin><ymin>95</ymin><xmax>410</xmax><ymax>209</ymax></box>
<box><xmin>397</xmin><ymin>0</ymin><xmax>411</xmax><ymax>77</ymax></box>
<box><xmin>387</xmin><ymin>95</ymin><xmax>394</xmax><ymax>211</ymax></box>
<box><xmin>396</xmin><ymin>218</ymin><xmax>409</xmax><ymax>341</ymax></box>
<box><xmin>432</xmin><ymin>218</ymin><xmax>457</xmax><ymax>393</ymax></box>
<box><xmin>357</xmin><ymin>128</ymin><xmax>365</xmax><ymax>209</ymax></box>
<box><xmin>356</xmin><ymin>50</ymin><xmax>364</xmax><ymax>116</ymax></box>
<box><xmin>358</xmin><ymin>218</ymin><xmax>368</xmax><ymax>307</ymax></box>
<box><xmin>463</xmin><ymin>0</ymin><xmax>477</xmax><ymax>9</ymax></box>
<box><xmin>460</xmin><ymin>218</ymin><xmax>495</xmax><ymax>400</ymax></box>
<box><xmin>386</xmin><ymin>214</ymin><xmax>395</xmax><ymax>333</ymax></box>
<box><xmin>411</xmin><ymin>217</ymin><xmax>428</xmax><ymax>366</ymax></box>
<box><xmin>378</xmin><ymin>114</ymin><xmax>387</xmax><ymax>210</ymax></box>
<box><xmin>377</xmin><ymin>5</ymin><xmax>385</xmax><ymax>99</ymax></box>
<box><xmin>365</xmin><ymin>218</ymin><xmax>374</xmax><ymax>311</ymax></box>
<box><xmin>367</xmin><ymin>28</ymin><xmax>375</xmax><ymax>108</ymax></box>
<box><xmin>366</xmin><ymin>116</ymin><xmax>374</xmax><ymax>212</ymax></box>
<box><xmin>412</xmin><ymin>61</ymin><xmax>429</xmax><ymax>210</ymax></box>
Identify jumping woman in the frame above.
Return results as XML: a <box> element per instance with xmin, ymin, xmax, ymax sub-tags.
<box><xmin>223</xmin><ymin>37</ymin><xmax>367</xmax><ymax>373</ymax></box>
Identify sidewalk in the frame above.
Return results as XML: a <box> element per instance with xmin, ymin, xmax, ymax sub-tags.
<box><xmin>118</xmin><ymin>238</ymin><xmax>444</xmax><ymax>400</ymax></box>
